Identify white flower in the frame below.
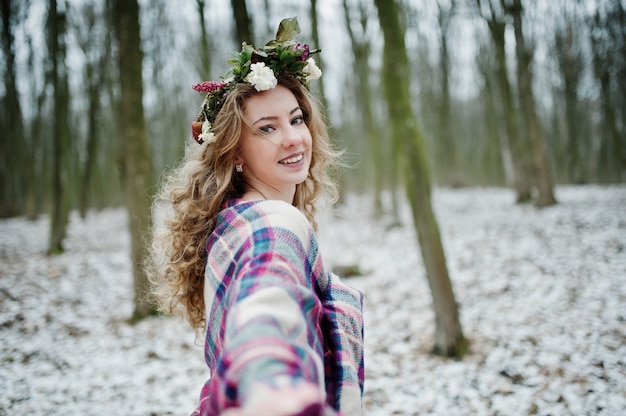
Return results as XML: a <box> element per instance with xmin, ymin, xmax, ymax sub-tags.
<box><xmin>245</xmin><ymin>62</ymin><xmax>278</xmax><ymax>91</ymax></box>
<box><xmin>198</xmin><ymin>120</ymin><xmax>216</xmax><ymax>145</ymax></box>
<box><xmin>303</xmin><ymin>58</ymin><xmax>322</xmax><ymax>81</ymax></box>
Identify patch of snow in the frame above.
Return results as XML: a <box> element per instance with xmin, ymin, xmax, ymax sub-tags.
<box><xmin>1</xmin><ymin>186</ymin><xmax>625</xmax><ymax>415</ymax></box>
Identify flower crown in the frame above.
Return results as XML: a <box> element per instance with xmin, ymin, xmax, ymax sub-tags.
<box><xmin>191</xmin><ymin>17</ymin><xmax>322</xmax><ymax>145</ymax></box>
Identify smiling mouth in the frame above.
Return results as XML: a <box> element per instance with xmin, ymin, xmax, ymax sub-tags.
<box><xmin>279</xmin><ymin>154</ymin><xmax>303</xmax><ymax>165</ymax></box>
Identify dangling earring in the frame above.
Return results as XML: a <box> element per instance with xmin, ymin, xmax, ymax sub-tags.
<box><xmin>235</xmin><ymin>164</ymin><xmax>243</xmax><ymax>173</ymax></box>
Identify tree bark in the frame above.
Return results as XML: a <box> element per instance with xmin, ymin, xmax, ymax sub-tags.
<box><xmin>374</xmin><ymin>0</ymin><xmax>465</xmax><ymax>357</ymax></box>
<box><xmin>342</xmin><ymin>0</ymin><xmax>384</xmax><ymax>213</ymax></box>
<box><xmin>0</xmin><ymin>0</ymin><xmax>26</xmax><ymax>218</ymax></box>
<box><xmin>76</xmin><ymin>3</ymin><xmax>103</xmax><ymax>218</ymax></box>
<box><xmin>196</xmin><ymin>0</ymin><xmax>212</xmax><ymax>80</ymax></box>
<box><xmin>555</xmin><ymin>20</ymin><xmax>585</xmax><ymax>183</ymax></box>
<box><xmin>231</xmin><ymin>0</ymin><xmax>252</xmax><ymax>45</ymax></box>
<box><xmin>476</xmin><ymin>43</ymin><xmax>506</xmax><ymax>185</ymax></box>
<box><xmin>590</xmin><ymin>3</ymin><xmax>626</xmax><ymax>182</ymax></box>
<box><xmin>436</xmin><ymin>1</ymin><xmax>462</xmax><ymax>187</ymax></box>
<box><xmin>510</xmin><ymin>0</ymin><xmax>556</xmax><ymax>207</ymax></box>
<box><xmin>310</xmin><ymin>0</ymin><xmax>329</xmax><ymax>113</ymax></box>
<box><xmin>47</xmin><ymin>0</ymin><xmax>72</xmax><ymax>254</ymax></box>
<box><xmin>477</xmin><ymin>0</ymin><xmax>533</xmax><ymax>202</ymax></box>
<box><xmin>112</xmin><ymin>0</ymin><xmax>156</xmax><ymax>321</ymax></box>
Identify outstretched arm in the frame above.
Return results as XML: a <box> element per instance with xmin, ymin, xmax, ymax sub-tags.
<box><xmin>318</xmin><ymin>272</ymin><xmax>364</xmax><ymax>415</ymax></box>
<box><xmin>200</xmin><ymin>202</ymin><xmax>345</xmax><ymax>415</ymax></box>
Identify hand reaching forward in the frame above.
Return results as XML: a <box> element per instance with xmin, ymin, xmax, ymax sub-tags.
<box><xmin>220</xmin><ymin>383</ymin><xmax>340</xmax><ymax>416</ymax></box>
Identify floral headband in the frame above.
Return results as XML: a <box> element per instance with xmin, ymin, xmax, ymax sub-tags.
<box><xmin>191</xmin><ymin>17</ymin><xmax>322</xmax><ymax>145</ymax></box>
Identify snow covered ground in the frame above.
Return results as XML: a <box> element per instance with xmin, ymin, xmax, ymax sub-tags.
<box><xmin>1</xmin><ymin>186</ymin><xmax>624</xmax><ymax>416</ymax></box>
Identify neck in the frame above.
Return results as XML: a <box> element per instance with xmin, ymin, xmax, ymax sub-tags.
<box><xmin>242</xmin><ymin>185</ymin><xmax>296</xmax><ymax>204</ymax></box>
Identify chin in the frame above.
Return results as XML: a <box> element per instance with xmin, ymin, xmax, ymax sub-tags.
<box><xmin>295</xmin><ymin>170</ymin><xmax>310</xmax><ymax>184</ymax></box>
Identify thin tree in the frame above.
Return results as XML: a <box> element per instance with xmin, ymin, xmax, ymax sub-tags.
<box><xmin>112</xmin><ymin>0</ymin><xmax>156</xmax><ymax>321</ymax></box>
<box><xmin>475</xmin><ymin>41</ymin><xmax>506</xmax><ymax>185</ymax></box>
<box><xmin>590</xmin><ymin>1</ymin><xmax>626</xmax><ymax>182</ymax></box>
<box><xmin>196</xmin><ymin>0</ymin><xmax>212</xmax><ymax>80</ymax></box>
<box><xmin>25</xmin><ymin>30</ymin><xmax>48</xmax><ymax>220</ymax></box>
<box><xmin>310</xmin><ymin>0</ymin><xmax>329</xmax><ymax>113</ymax></box>
<box><xmin>231</xmin><ymin>0</ymin><xmax>252</xmax><ymax>45</ymax></box>
<box><xmin>75</xmin><ymin>1</ymin><xmax>106</xmax><ymax>218</ymax></box>
<box><xmin>554</xmin><ymin>6</ymin><xmax>586</xmax><ymax>183</ymax></box>
<box><xmin>435</xmin><ymin>0</ymin><xmax>463</xmax><ymax>187</ymax></box>
<box><xmin>310</xmin><ymin>0</ymin><xmax>347</xmax><ymax>203</ymax></box>
<box><xmin>0</xmin><ymin>0</ymin><xmax>26</xmax><ymax>218</ymax></box>
<box><xmin>342</xmin><ymin>0</ymin><xmax>385</xmax><ymax>215</ymax></box>
<box><xmin>475</xmin><ymin>0</ymin><xmax>533</xmax><ymax>202</ymax></box>
<box><xmin>510</xmin><ymin>0</ymin><xmax>556</xmax><ymax>207</ymax></box>
<box><xmin>373</xmin><ymin>0</ymin><xmax>466</xmax><ymax>357</ymax></box>
<box><xmin>47</xmin><ymin>0</ymin><xmax>72</xmax><ymax>255</ymax></box>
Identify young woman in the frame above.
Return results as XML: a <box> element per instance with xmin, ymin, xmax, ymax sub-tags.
<box><xmin>150</xmin><ymin>18</ymin><xmax>364</xmax><ymax>416</ymax></box>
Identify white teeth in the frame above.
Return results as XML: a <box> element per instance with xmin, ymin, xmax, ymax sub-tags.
<box><xmin>280</xmin><ymin>154</ymin><xmax>303</xmax><ymax>164</ymax></box>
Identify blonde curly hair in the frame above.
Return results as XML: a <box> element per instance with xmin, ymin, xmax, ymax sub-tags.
<box><xmin>149</xmin><ymin>76</ymin><xmax>341</xmax><ymax>330</ymax></box>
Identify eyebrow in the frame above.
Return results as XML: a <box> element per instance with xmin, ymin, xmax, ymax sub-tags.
<box><xmin>252</xmin><ymin>106</ymin><xmax>302</xmax><ymax>126</ymax></box>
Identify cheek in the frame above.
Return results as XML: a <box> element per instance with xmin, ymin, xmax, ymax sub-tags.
<box><xmin>305</xmin><ymin>131</ymin><xmax>313</xmax><ymax>149</ymax></box>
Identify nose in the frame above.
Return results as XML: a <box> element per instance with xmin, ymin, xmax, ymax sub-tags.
<box><xmin>280</xmin><ymin>124</ymin><xmax>304</xmax><ymax>147</ymax></box>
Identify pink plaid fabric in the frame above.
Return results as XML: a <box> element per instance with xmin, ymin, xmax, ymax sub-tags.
<box><xmin>192</xmin><ymin>200</ymin><xmax>364</xmax><ymax>416</ymax></box>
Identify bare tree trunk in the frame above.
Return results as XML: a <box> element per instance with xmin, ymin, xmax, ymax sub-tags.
<box><xmin>595</xmin><ymin>68</ymin><xmax>622</xmax><ymax>182</ymax></box>
<box><xmin>477</xmin><ymin>0</ymin><xmax>533</xmax><ymax>202</ymax></box>
<box><xmin>0</xmin><ymin>0</ymin><xmax>26</xmax><ymax>218</ymax></box>
<box><xmin>26</xmin><ymin>49</ymin><xmax>48</xmax><ymax>220</ymax></box>
<box><xmin>436</xmin><ymin>1</ymin><xmax>462</xmax><ymax>187</ymax></box>
<box><xmin>79</xmin><ymin>75</ymin><xmax>99</xmax><ymax>219</ymax></box>
<box><xmin>231</xmin><ymin>0</ymin><xmax>252</xmax><ymax>45</ymax></box>
<box><xmin>555</xmin><ymin>19</ymin><xmax>585</xmax><ymax>183</ymax></box>
<box><xmin>342</xmin><ymin>0</ymin><xmax>384</xmax><ymax>215</ymax></box>
<box><xmin>196</xmin><ymin>0</ymin><xmax>211</xmax><ymax>80</ymax></box>
<box><xmin>611</xmin><ymin>1</ymin><xmax>626</xmax><ymax>180</ymax></box>
<box><xmin>76</xmin><ymin>2</ymin><xmax>104</xmax><ymax>218</ymax></box>
<box><xmin>47</xmin><ymin>0</ymin><xmax>72</xmax><ymax>255</ymax></box>
<box><xmin>374</xmin><ymin>0</ymin><xmax>465</xmax><ymax>357</ymax></box>
<box><xmin>510</xmin><ymin>0</ymin><xmax>556</xmax><ymax>207</ymax></box>
<box><xmin>112</xmin><ymin>0</ymin><xmax>156</xmax><ymax>321</ymax></box>
<box><xmin>310</xmin><ymin>0</ymin><xmax>329</xmax><ymax>113</ymax></box>
<box><xmin>590</xmin><ymin>3</ymin><xmax>626</xmax><ymax>182</ymax></box>
<box><xmin>309</xmin><ymin>0</ymin><xmax>347</xmax><ymax>204</ymax></box>
<box><xmin>476</xmin><ymin>43</ymin><xmax>506</xmax><ymax>186</ymax></box>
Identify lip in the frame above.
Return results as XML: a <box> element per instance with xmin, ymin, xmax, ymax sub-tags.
<box><xmin>278</xmin><ymin>152</ymin><xmax>305</xmax><ymax>166</ymax></box>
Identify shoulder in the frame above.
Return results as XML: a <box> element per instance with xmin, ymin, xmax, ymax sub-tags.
<box><xmin>215</xmin><ymin>199</ymin><xmax>312</xmax><ymax>244</ymax></box>
<box><xmin>251</xmin><ymin>200</ymin><xmax>311</xmax><ymax>244</ymax></box>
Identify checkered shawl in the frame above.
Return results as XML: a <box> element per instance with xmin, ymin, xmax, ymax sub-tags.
<box><xmin>192</xmin><ymin>199</ymin><xmax>364</xmax><ymax>415</ymax></box>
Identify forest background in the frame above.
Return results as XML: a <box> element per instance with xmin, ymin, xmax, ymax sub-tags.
<box><xmin>1</xmin><ymin>0</ymin><xmax>625</xmax><ymax>340</ymax></box>
<box><xmin>1</xmin><ymin>1</ymin><xmax>625</xmax><ymax>413</ymax></box>
<box><xmin>3</xmin><ymin>0</ymin><xmax>625</xmax><ymax>216</ymax></box>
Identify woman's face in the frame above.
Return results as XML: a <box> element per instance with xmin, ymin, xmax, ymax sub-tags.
<box><xmin>236</xmin><ymin>84</ymin><xmax>312</xmax><ymax>202</ymax></box>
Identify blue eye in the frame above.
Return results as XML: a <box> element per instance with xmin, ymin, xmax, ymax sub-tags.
<box><xmin>292</xmin><ymin>115</ymin><xmax>304</xmax><ymax>125</ymax></box>
<box><xmin>259</xmin><ymin>125</ymin><xmax>275</xmax><ymax>134</ymax></box>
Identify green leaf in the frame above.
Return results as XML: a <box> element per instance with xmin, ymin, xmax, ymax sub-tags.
<box><xmin>264</xmin><ymin>40</ymin><xmax>278</xmax><ymax>50</ymax></box>
<box><xmin>280</xmin><ymin>50</ymin><xmax>294</xmax><ymax>62</ymax></box>
<box><xmin>289</xmin><ymin>62</ymin><xmax>306</xmax><ymax>72</ymax></box>
<box><xmin>275</xmin><ymin>17</ymin><xmax>300</xmax><ymax>42</ymax></box>
<box><xmin>235</xmin><ymin>43</ymin><xmax>251</xmax><ymax>62</ymax></box>
<box><xmin>241</xmin><ymin>61</ymin><xmax>251</xmax><ymax>74</ymax></box>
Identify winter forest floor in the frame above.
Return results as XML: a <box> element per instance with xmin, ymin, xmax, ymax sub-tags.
<box><xmin>1</xmin><ymin>186</ymin><xmax>625</xmax><ymax>416</ymax></box>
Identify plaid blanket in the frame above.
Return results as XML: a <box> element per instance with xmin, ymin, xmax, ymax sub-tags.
<box><xmin>192</xmin><ymin>199</ymin><xmax>364</xmax><ymax>416</ymax></box>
